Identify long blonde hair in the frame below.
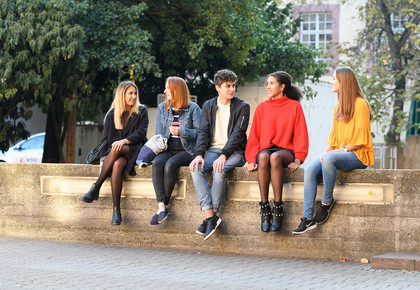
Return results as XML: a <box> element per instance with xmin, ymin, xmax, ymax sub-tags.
<box><xmin>164</xmin><ymin>77</ymin><xmax>190</xmax><ymax>112</ymax></box>
<box><xmin>335</xmin><ymin>67</ymin><xmax>372</xmax><ymax>123</ymax></box>
<box><xmin>108</xmin><ymin>80</ymin><xmax>140</xmax><ymax>129</ymax></box>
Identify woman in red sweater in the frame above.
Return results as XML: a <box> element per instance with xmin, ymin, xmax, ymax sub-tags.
<box><xmin>245</xmin><ymin>71</ymin><xmax>309</xmax><ymax>232</ymax></box>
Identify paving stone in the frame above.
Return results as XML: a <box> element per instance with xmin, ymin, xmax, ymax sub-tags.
<box><xmin>0</xmin><ymin>237</ymin><xmax>419</xmax><ymax>289</ymax></box>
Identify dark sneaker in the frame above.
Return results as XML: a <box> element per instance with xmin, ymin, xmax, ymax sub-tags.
<box><xmin>158</xmin><ymin>208</ymin><xmax>170</xmax><ymax>224</ymax></box>
<box><xmin>196</xmin><ymin>219</ymin><xmax>207</xmax><ymax>235</ymax></box>
<box><xmin>149</xmin><ymin>213</ymin><xmax>159</xmax><ymax>226</ymax></box>
<box><xmin>203</xmin><ymin>216</ymin><xmax>222</xmax><ymax>240</ymax></box>
<box><xmin>314</xmin><ymin>198</ymin><xmax>335</xmax><ymax>224</ymax></box>
<box><xmin>292</xmin><ymin>218</ymin><xmax>317</xmax><ymax>235</ymax></box>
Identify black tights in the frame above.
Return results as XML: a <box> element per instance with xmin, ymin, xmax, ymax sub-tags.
<box><xmin>95</xmin><ymin>146</ymin><xmax>130</xmax><ymax>207</ymax></box>
<box><xmin>257</xmin><ymin>149</ymin><xmax>294</xmax><ymax>203</ymax></box>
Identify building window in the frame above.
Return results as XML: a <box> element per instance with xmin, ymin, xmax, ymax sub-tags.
<box><xmin>294</xmin><ymin>4</ymin><xmax>339</xmax><ymax>74</ymax></box>
<box><xmin>300</xmin><ymin>12</ymin><xmax>333</xmax><ymax>63</ymax></box>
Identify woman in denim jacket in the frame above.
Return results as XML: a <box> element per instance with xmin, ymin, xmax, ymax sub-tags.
<box><xmin>150</xmin><ymin>77</ymin><xmax>202</xmax><ymax>226</ymax></box>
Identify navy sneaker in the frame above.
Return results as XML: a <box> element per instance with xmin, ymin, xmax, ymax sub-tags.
<box><xmin>149</xmin><ymin>214</ymin><xmax>159</xmax><ymax>226</ymax></box>
<box><xmin>292</xmin><ymin>218</ymin><xmax>317</xmax><ymax>235</ymax></box>
<box><xmin>196</xmin><ymin>219</ymin><xmax>207</xmax><ymax>235</ymax></box>
<box><xmin>158</xmin><ymin>208</ymin><xmax>170</xmax><ymax>224</ymax></box>
<box><xmin>204</xmin><ymin>216</ymin><xmax>222</xmax><ymax>240</ymax></box>
<box><xmin>314</xmin><ymin>198</ymin><xmax>335</xmax><ymax>224</ymax></box>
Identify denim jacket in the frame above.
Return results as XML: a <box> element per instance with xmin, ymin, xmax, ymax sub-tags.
<box><xmin>155</xmin><ymin>101</ymin><xmax>202</xmax><ymax>156</ymax></box>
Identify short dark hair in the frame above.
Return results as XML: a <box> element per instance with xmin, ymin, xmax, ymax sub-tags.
<box><xmin>214</xmin><ymin>69</ymin><xmax>238</xmax><ymax>86</ymax></box>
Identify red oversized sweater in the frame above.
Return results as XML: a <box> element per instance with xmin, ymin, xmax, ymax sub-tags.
<box><xmin>245</xmin><ymin>96</ymin><xmax>309</xmax><ymax>164</ymax></box>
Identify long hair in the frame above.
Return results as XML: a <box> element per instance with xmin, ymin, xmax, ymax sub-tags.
<box><xmin>108</xmin><ymin>80</ymin><xmax>140</xmax><ymax>130</ymax></box>
<box><xmin>267</xmin><ymin>71</ymin><xmax>302</xmax><ymax>102</ymax></box>
<box><xmin>335</xmin><ymin>67</ymin><xmax>372</xmax><ymax>123</ymax></box>
<box><xmin>164</xmin><ymin>77</ymin><xmax>190</xmax><ymax>112</ymax></box>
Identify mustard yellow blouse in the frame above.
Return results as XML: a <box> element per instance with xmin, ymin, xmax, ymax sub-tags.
<box><xmin>328</xmin><ymin>97</ymin><xmax>374</xmax><ymax>166</ymax></box>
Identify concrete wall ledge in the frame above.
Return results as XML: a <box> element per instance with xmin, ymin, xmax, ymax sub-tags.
<box><xmin>0</xmin><ymin>163</ymin><xmax>419</xmax><ymax>263</ymax></box>
<box><xmin>371</xmin><ymin>252</ymin><xmax>420</xmax><ymax>271</ymax></box>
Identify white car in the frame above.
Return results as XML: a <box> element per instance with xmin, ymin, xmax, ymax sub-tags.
<box><xmin>0</xmin><ymin>132</ymin><xmax>45</xmax><ymax>163</ymax></box>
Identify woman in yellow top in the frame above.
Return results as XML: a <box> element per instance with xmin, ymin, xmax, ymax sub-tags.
<box><xmin>292</xmin><ymin>67</ymin><xmax>374</xmax><ymax>235</ymax></box>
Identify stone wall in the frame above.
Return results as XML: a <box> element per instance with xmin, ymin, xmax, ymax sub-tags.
<box><xmin>0</xmin><ymin>163</ymin><xmax>419</xmax><ymax>262</ymax></box>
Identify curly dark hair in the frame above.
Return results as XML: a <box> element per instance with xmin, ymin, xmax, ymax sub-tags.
<box><xmin>214</xmin><ymin>69</ymin><xmax>238</xmax><ymax>86</ymax></box>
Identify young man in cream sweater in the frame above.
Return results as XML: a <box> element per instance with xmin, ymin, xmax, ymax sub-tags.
<box><xmin>189</xmin><ymin>69</ymin><xmax>250</xmax><ymax>240</ymax></box>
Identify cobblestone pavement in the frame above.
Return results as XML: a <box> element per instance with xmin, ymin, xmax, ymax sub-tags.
<box><xmin>0</xmin><ymin>237</ymin><xmax>418</xmax><ymax>290</ymax></box>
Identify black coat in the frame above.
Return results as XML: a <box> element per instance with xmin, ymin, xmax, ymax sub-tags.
<box><xmin>194</xmin><ymin>96</ymin><xmax>250</xmax><ymax>158</ymax></box>
<box><xmin>100</xmin><ymin>105</ymin><xmax>149</xmax><ymax>175</ymax></box>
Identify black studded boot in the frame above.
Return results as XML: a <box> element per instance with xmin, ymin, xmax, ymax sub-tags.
<box><xmin>80</xmin><ymin>183</ymin><xmax>100</xmax><ymax>203</ymax></box>
<box><xmin>259</xmin><ymin>202</ymin><xmax>271</xmax><ymax>233</ymax></box>
<box><xmin>111</xmin><ymin>206</ymin><xmax>122</xmax><ymax>226</ymax></box>
<box><xmin>271</xmin><ymin>201</ymin><xmax>284</xmax><ymax>232</ymax></box>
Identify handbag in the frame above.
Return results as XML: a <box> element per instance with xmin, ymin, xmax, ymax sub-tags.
<box><xmin>136</xmin><ymin>134</ymin><xmax>168</xmax><ymax>167</ymax></box>
<box><xmin>86</xmin><ymin>140</ymin><xmax>108</xmax><ymax>164</ymax></box>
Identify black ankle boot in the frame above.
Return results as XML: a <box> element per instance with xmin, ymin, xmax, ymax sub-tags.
<box><xmin>80</xmin><ymin>183</ymin><xmax>100</xmax><ymax>203</ymax></box>
<box><xmin>271</xmin><ymin>201</ymin><xmax>284</xmax><ymax>232</ymax></box>
<box><xmin>111</xmin><ymin>206</ymin><xmax>122</xmax><ymax>226</ymax></box>
<box><xmin>259</xmin><ymin>202</ymin><xmax>271</xmax><ymax>233</ymax></box>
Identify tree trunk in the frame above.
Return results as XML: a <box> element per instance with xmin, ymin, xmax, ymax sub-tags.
<box><xmin>386</xmin><ymin>98</ymin><xmax>404</xmax><ymax>144</ymax></box>
<box><xmin>377</xmin><ymin>0</ymin><xmax>405</xmax><ymax>144</ymax></box>
<box><xmin>42</xmin><ymin>100</ymin><xmax>64</xmax><ymax>163</ymax></box>
<box><xmin>385</xmin><ymin>31</ymin><xmax>407</xmax><ymax>145</ymax></box>
<box><xmin>65</xmin><ymin>108</ymin><xmax>77</xmax><ymax>163</ymax></box>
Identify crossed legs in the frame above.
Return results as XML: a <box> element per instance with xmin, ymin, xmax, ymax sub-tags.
<box><xmin>95</xmin><ymin>146</ymin><xmax>130</xmax><ymax>208</ymax></box>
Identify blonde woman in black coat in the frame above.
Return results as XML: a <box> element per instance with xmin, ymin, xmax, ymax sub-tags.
<box><xmin>81</xmin><ymin>80</ymin><xmax>149</xmax><ymax>225</ymax></box>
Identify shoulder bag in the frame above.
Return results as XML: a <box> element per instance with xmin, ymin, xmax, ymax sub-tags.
<box><xmin>86</xmin><ymin>140</ymin><xmax>108</xmax><ymax>164</ymax></box>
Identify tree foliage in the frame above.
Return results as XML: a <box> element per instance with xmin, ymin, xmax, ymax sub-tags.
<box><xmin>139</xmin><ymin>0</ymin><xmax>326</xmax><ymax>105</ymax></box>
<box><xmin>0</xmin><ymin>0</ymin><xmax>159</xmax><ymax>159</ymax></box>
<box><xmin>0</xmin><ymin>0</ymin><xmax>86</xmax><ymax>159</ymax></box>
<box><xmin>1</xmin><ymin>0</ymin><xmax>326</xmax><ymax>159</ymax></box>
<box><xmin>76</xmin><ymin>0</ymin><xmax>160</xmax><ymax>116</ymax></box>
<box><xmin>341</xmin><ymin>0</ymin><xmax>420</xmax><ymax>143</ymax></box>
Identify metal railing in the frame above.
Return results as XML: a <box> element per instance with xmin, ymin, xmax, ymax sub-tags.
<box><xmin>373</xmin><ymin>144</ymin><xmax>397</xmax><ymax>169</ymax></box>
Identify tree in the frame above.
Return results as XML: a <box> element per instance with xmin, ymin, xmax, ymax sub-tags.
<box><xmin>0</xmin><ymin>0</ymin><xmax>160</xmax><ymax>161</ymax></box>
<box><xmin>138</xmin><ymin>0</ymin><xmax>326</xmax><ymax>106</ymax></box>
<box><xmin>1</xmin><ymin>0</ymin><xmax>325</xmax><ymax>159</ymax></box>
<box><xmin>342</xmin><ymin>0</ymin><xmax>420</xmax><ymax>143</ymax></box>
<box><xmin>76</xmin><ymin>0</ymin><xmax>160</xmax><ymax>115</ymax></box>
<box><xmin>0</xmin><ymin>0</ymin><xmax>86</xmax><ymax>161</ymax></box>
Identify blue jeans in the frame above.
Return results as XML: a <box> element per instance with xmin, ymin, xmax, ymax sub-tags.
<box><xmin>191</xmin><ymin>148</ymin><xmax>245</xmax><ymax>212</ymax></box>
<box><xmin>303</xmin><ymin>152</ymin><xmax>366</xmax><ymax>219</ymax></box>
